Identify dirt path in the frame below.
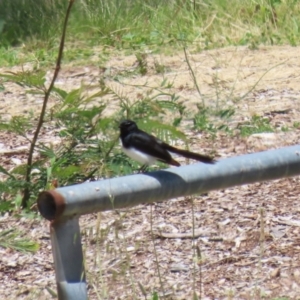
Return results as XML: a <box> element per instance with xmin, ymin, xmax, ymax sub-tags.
<box><xmin>1</xmin><ymin>45</ymin><xmax>300</xmax><ymax>299</ymax></box>
<box><xmin>1</xmin><ymin>45</ymin><xmax>300</xmax><ymax>119</ymax></box>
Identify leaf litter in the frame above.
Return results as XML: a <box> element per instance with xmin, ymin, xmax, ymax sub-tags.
<box><xmin>1</xmin><ymin>45</ymin><xmax>300</xmax><ymax>298</ymax></box>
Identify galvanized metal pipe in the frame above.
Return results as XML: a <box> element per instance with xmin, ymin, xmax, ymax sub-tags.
<box><xmin>38</xmin><ymin>144</ymin><xmax>300</xmax><ymax>300</ymax></box>
<box><xmin>50</xmin><ymin>217</ymin><xmax>87</xmax><ymax>299</ymax></box>
<box><xmin>38</xmin><ymin>145</ymin><xmax>300</xmax><ymax>221</ymax></box>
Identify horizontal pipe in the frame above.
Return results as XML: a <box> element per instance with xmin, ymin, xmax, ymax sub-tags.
<box><xmin>38</xmin><ymin>145</ymin><xmax>300</xmax><ymax>221</ymax></box>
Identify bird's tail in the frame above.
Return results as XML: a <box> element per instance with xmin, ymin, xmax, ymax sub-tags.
<box><xmin>163</xmin><ymin>144</ymin><xmax>215</xmax><ymax>164</ymax></box>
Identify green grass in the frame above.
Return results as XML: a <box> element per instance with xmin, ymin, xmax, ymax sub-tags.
<box><xmin>238</xmin><ymin>115</ymin><xmax>274</xmax><ymax>137</ymax></box>
<box><xmin>0</xmin><ymin>2</ymin><xmax>298</xmax><ymax>298</ymax></box>
<box><xmin>0</xmin><ymin>0</ymin><xmax>293</xmax><ymax>208</ymax></box>
<box><xmin>0</xmin><ymin>228</ymin><xmax>39</xmax><ymax>252</ymax></box>
<box><xmin>0</xmin><ymin>63</ymin><xmax>188</xmax><ymax>207</ymax></box>
<box><xmin>1</xmin><ymin>0</ymin><xmax>300</xmax><ymax>66</ymax></box>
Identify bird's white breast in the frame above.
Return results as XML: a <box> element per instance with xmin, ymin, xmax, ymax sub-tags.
<box><xmin>122</xmin><ymin>146</ymin><xmax>156</xmax><ymax>165</ymax></box>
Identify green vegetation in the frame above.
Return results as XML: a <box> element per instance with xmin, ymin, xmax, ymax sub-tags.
<box><xmin>1</xmin><ymin>0</ymin><xmax>300</xmax><ymax>66</ymax></box>
<box><xmin>193</xmin><ymin>105</ymin><xmax>235</xmax><ymax>136</ymax></box>
<box><xmin>0</xmin><ymin>228</ymin><xmax>39</xmax><ymax>252</ymax></box>
<box><xmin>0</xmin><ymin>0</ymin><xmax>292</xmax><ymax>211</ymax></box>
<box><xmin>238</xmin><ymin>115</ymin><xmax>274</xmax><ymax>136</ymax></box>
<box><xmin>0</xmin><ymin>67</ymin><xmax>187</xmax><ymax>209</ymax></box>
<box><xmin>0</xmin><ymin>1</ymin><xmax>298</xmax><ymax>298</ymax></box>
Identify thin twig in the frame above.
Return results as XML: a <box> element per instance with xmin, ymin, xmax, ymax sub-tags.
<box><xmin>150</xmin><ymin>204</ymin><xmax>166</xmax><ymax>298</ymax></box>
<box><xmin>184</xmin><ymin>47</ymin><xmax>205</xmax><ymax>107</ymax></box>
<box><xmin>22</xmin><ymin>0</ymin><xmax>75</xmax><ymax>208</ymax></box>
<box><xmin>155</xmin><ymin>229</ymin><xmax>217</xmax><ymax>239</ymax></box>
<box><xmin>238</xmin><ymin>59</ymin><xmax>289</xmax><ymax>102</ymax></box>
<box><xmin>191</xmin><ymin>196</ymin><xmax>202</xmax><ymax>300</ymax></box>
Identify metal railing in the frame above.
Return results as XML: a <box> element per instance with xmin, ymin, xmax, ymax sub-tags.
<box><xmin>37</xmin><ymin>144</ymin><xmax>300</xmax><ymax>300</ymax></box>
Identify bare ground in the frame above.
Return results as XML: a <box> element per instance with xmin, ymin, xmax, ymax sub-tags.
<box><xmin>1</xmin><ymin>45</ymin><xmax>300</xmax><ymax>299</ymax></box>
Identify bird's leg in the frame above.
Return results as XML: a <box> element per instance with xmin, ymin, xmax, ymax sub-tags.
<box><xmin>138</xmin><ymin>164</ymin><xmax>148</xmax><ymax>173</ymax></box>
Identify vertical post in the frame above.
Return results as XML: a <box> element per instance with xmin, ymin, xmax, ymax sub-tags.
<box><xmin>50</xmin><ymin>217</ymin><xmax>87</xmax><ymax>300</ymax></box>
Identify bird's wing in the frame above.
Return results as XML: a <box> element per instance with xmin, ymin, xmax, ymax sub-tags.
<box><xmin>125</xmin><ymin>130</ymin><xmax>180</xmax><ymax>166</ymax></box>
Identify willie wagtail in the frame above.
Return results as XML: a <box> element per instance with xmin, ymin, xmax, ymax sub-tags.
<box><xmin>119</xmin><ymin>119</ymin><xmax>215</xmax><ymax>169</ymax></box>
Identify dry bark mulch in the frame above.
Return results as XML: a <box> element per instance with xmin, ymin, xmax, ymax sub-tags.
<box><xmin>1</xmin><ymin>45</ymin><xmax>300</xmax><ymax>299</ymax></box>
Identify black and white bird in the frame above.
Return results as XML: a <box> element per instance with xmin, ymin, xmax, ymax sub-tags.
<box><xmin>119</xmin><ymin>119</ymin><xmax>215</xmax><ymax>170</ymax></box>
